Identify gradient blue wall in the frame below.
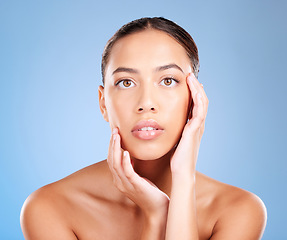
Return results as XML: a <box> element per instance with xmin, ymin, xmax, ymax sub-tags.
<box><xmin>1</xmin><ymin>0</ymin><xmax>286</xmax><ymax>239</ymax></box>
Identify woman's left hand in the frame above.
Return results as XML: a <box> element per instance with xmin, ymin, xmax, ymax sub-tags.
<box><xmin>166</xmin><ymin>73</ymin><xmax>207</xmax><ymax>239</ymax></box>
<box><xmin>170</xmin><ymin>73</ymin><xmax>209</xmax><ymax>177</ymax></box>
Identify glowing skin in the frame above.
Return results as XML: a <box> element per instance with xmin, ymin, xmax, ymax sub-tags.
<box><xmin>99</xmin><ymin>29</ymin><xmax>193</xmax><ymax>161</ymax></box>
<box><xmin>20</xmin><ymin>27</ymin><xmax>267</xmax><ymax>240</ymax></box>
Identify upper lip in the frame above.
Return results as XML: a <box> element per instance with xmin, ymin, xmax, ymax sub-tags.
<box><xmin>131</xmin><ymin>119</ymin><xmax>164</xmax><ymax>132</ymax></box>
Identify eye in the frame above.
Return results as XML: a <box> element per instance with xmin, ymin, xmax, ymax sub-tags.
<box><xmin>116</xmin><ymin>79</ymin><xmax>135</xmax><ymax>89</ymax></box>
<box><xmin>160</xmin><ymin>78</ymin><xmax>179</xmax><ymax>87</ymax></box>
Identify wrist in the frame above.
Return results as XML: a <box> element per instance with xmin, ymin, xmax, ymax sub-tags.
<box><xmin>172</xmin><ymin>169</ymin><xmax>196</xmax><ymax>182</ymax></box>
<box><xmin>170</xmin><ymin>160</ymin><xmax>196</xmax><ymax>178</ymax></box>
<box><xmin>145</xmin><ymin>212</ymin><xmax>167</xmax><ymax>227</ymax></box>
<box><xmin>171</xmin><ymin>174</ymin><xmax>196</xmax><ymax>194</ymax></box>
<box><xmin>143</xmin><ymin>201</ymin><xmax>169</xmax><ymax>222</ymax></box>
<box><xmin>141</xmin><ymin>210</ymin><xmax>168</xmax><ymax>240</ymax></box>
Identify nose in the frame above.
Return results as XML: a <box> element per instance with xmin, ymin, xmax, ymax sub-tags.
<box><xmin>136</xmin><ymin>85</ymin><xmax>158</xmax><ymax>114</ymax></box>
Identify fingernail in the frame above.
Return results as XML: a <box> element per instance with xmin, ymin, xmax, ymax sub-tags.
<box><xmin>124</xmin><ymin>151</ymin><xmax>127</xmax><ymax>157</ymax></box>
<box><xmin>112</xmin><ymin>128</ymin><xmax>117</xmax><ymax>134</ymax></box>
<box><xmin>113</xmin><ymin>134</ymin><xmax>116</xmax><ymax>141</ymax></box>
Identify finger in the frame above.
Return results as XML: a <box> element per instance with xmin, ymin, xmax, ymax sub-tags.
<box><xmin>112</xmin><ymin>133</ymin><xmax>127</xmax><ymax>180</ymax></box>
<box><xmin>189</xmin><ymin>73</ymin><xmax>209</xmax><ymax>114</ymax></box>
<box><xmin>107</xmin><ymin>128</ymin><xmax>117</xmax><ymax>172</ymax></box>
<box><xmin>113</xmin><ymin>133</ymin><xmax>136</xmax><ymax>191</ymax></box>
<box><xmin>122</xmin><ymin>151</ymin><xmax>150</xmax><ymax>190</ymax></box>
<box><xmin>110</xmin><ymin>129</ymin><xmax>124</xmax><ymax>186</ymax></box>
<box><xmin>122</xmin><ymin>151</ymin><xmax>158</xmax><ymax>192</ymax></box>
<box><xmin>186</xmin><ymin>80</ymin><xmax>205</xmax><ymax>133</ymax></box>
<box><xmin>186</xmin><ymin>73</ymin><xmax>198</xmax><ymax>119</ymax></box>
<box><xmin>122</xmin><ymin>151</ymin><xmax>137</xmax><ymax>183</ymax></box>
<box><xmin>192</xmin><ymin>92</ymin><xmax>206</xmax><ymax>136</ymax></box>
<box><xmin>191</xmin><ymin>92</ymin><xmax>204</xmax><ymax>123</ymax></box>
<box><xmin>189</xmin><ymin>73</ymin><xmax>206</xmax><ymax>98</ymax></box>
<box><xmin>190</xmin><ymin>74</ymin><xmax>206</xmax><ymax>108</ymax></box>
<box><xmin>196</xmin><ymin>92</ymin><xmax>205</xmax><ymax>121</ymax></box>
<box><xmin>187</xmin><ymin>75</ymin><xmax>201</xmax><ymax>119</ymax></box>
<box><xmin>187</xmin><ymin>74</ymin><xmax>208</xmax><ymax>123</ymax></box>
<box><xmin>187</xmin><ymin>73</ymin><xmax>198</xmax><ymax>99</ymax></box>
<box><xmin>195</xmin><ymin>93</ymin><xmax>205</xmax><ymax>137</ymax></box>
<box><xmin>190</xmin><ymin>75</ymin><xmax>208</xmax><ymax>136</ymax></box>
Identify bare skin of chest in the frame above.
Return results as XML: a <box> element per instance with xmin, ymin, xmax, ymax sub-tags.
<box><xmin>21</xmin><ymin>162</ymin><xmax>265</xmax><ymax>239</ymax></box>
<box><xmin>69</xmin><ymin>194</ymin><xmax>215</xmax><ymax>240</ymax></box>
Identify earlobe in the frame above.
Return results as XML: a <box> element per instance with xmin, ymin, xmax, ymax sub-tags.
<box><xmin>98</xmin><ymin>85</ymin><xmax>109</xmax><ymax>122</ymax></box>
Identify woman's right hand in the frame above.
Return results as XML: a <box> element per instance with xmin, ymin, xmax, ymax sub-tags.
<box><xmin>107</xmin><ymin>128</ymin><xmax>169</xmax><ymax>219</ymax></box>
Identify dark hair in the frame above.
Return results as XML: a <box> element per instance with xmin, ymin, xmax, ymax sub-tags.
<box><xmin>101</xmin><ymin>17</ymin><xmax>199</xmax><ymax>84</ymax></box>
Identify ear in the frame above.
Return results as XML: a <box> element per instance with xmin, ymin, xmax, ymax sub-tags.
<box><xmin>98</xmin><ymin>85</ymin><xmax>109</xmax><ymax>122</ymax></box>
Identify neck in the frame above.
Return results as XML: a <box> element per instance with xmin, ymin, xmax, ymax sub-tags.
<box><xmin>131</xmin><ymin>148</ymin><xmax>175</xmax><ymax>197</ymax></box>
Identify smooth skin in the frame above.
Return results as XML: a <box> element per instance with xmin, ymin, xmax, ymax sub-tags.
<box><xmin>21</xmin><ymin>30</ymin><xmax>267</xmax><ymax>239</ymax></box>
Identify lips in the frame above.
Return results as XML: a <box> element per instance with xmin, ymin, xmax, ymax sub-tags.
<box><xmin>131</xmin><ymin>119</ymin><xmax>164</xmax><ymax>140</ymax></box>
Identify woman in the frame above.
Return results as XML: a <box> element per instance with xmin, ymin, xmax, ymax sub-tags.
<box><xmin>21</xmin><ymin>17</ymin><xmax>267</xmax><ymax>239</ymax></box>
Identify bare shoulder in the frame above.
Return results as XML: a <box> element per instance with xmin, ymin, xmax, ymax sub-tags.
<box><xmin>21</xmin><ymin>160</ymin><xmax>112</xmax><ymax>240</ymax></box>
<box><xmin>197</xmin><ymin>172</ymin><xmax>267</xmax><ymax>240</ymax></box>
<box><xmin>20</xmin><ymin>181</ymin><xmax>78</xmax><ymax>239</ymax></box>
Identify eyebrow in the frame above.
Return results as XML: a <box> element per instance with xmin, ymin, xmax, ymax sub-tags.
<box><xmin>112</xmin><ymin>63</ymin><xmax>184</xmax><ymax>75</ymax></box>
<box><xmin>155</xmin><ymin>63</ymin><xmax>184</xmax><ymax>73</ymax></box>
<box><xmin>112</xmin><ymin>67</ymin><xmax>139</xmax><ymax>75</ymax></box>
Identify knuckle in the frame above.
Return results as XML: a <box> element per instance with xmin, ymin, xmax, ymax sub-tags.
<box><xmin>126</xmin><ymin>174</ymin><xmax>136</xmax><ymax>185</ymax></box>
<box><xmin>194</xmin><ymin>117</ymin><xmax>202</xmax><ymax>126</ymax></box>
<box><xmin>118</xmin><ymin>187</ymin><xmax>125</xmax><ymax>194</ymax></box>
<box><xmin>199</xmin><ymin>116</ymin><xmax>205</xmax><ymax>122</ymax></box>
<box><xmin>125</xmin><ymin>171</ymin><xmax>133</xmax><ymax>180</ymax></box>
<box><xmin>112</xmin><ymin>162</ymin><xmax>121</xmax><ymax>172</ymax></box>
<box><xmin>197</xmin><ymin>114</ymin><xmax>205</xmax><ymax>123</ymax></box>
<box><xmin>112</xmin><ymin>165</ymin><xmax>118</xmax><ymax>172</ymax></box>
<box><xmin>117</xmin><ymin>185</ymin><xmax>125</xmax><ymax>193</ymax></box>
<box><xmin>113</xmin><ymin>178</ymin><xmax>119</xmax><ymax>187</ymax></box>
<box><xmin>190</xmin><ymin>118</ymin><xmax>204</xmax><ymax>132</ymax></box>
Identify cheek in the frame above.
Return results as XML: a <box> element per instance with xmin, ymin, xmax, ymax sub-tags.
<box><xmin>167</xmin><ymin>99</ymin><xmax>189</xmax><ymax>132</ymax></box>
<box><xmin>105</xmin><ymin>95</ymin><xmax>134</xmax><ymax>130</ymax></box>
<box><xmin>163</xmin><ymin>88</ymin><xmax>190</xmax><ymax>121</ymax></box>
<box><xmin>164</xmin><ymin>92</ymin><xmax>190</xmax><ymax>144</ymax></box>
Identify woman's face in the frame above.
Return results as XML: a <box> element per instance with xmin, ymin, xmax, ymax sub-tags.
<box><xmin>99</xmin><ymin>29</ymin><xmax>192</xmax><ymax>160</ymax></box>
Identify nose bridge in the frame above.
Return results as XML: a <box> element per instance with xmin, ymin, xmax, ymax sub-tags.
<box><xmin>137</xmin><ymin>80</ymin><xmax>157</xmax><ymax>112</ymax></box>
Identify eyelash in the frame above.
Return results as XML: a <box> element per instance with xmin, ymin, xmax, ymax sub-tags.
<box><xmin>115</xmin><ymin>77</ymin><xmax>180</xmax><ymax>88</ymax></box>
<box><xmin>115</xmin><ymin>79</ymin><xmax>135</xmax><ymax>88</ymax></box>
<box><xmin>160</xmin><ymin>77</ymin><xmax>179</xmax><ymax>87</ymax></box>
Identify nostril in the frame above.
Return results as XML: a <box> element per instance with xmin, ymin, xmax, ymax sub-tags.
<box><xmin>137</xmin><ymin>107</ymin><xmax>156</xmax><ymax>112</ymax></box>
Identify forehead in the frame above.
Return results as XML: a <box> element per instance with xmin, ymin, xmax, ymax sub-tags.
<box><xmin>106</xmin><ymin>29</ymin><xmax>191</xmax><ymax>75</ymax></box>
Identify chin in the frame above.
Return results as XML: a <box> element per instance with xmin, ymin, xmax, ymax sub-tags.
<box><xmin>124</xmin><ymin>142</ymin><xmax>176</xmax><ymax>161</ymax></box>
<box><xmin>131</xmin><ymin>152</ymin><xmax>165</xmax><ymax>161</ymax></box>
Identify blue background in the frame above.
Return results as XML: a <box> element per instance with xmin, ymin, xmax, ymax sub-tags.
<box><xmin>1</xmin><ymin>0</ymin><xmax>286</xmax><ymax>239</ymax></box>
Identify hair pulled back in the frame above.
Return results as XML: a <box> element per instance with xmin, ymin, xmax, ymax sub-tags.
<box><xmin>101</xmin><ymin>17</ymin><xmax>199</xmax><ymax>84</ymax></box>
